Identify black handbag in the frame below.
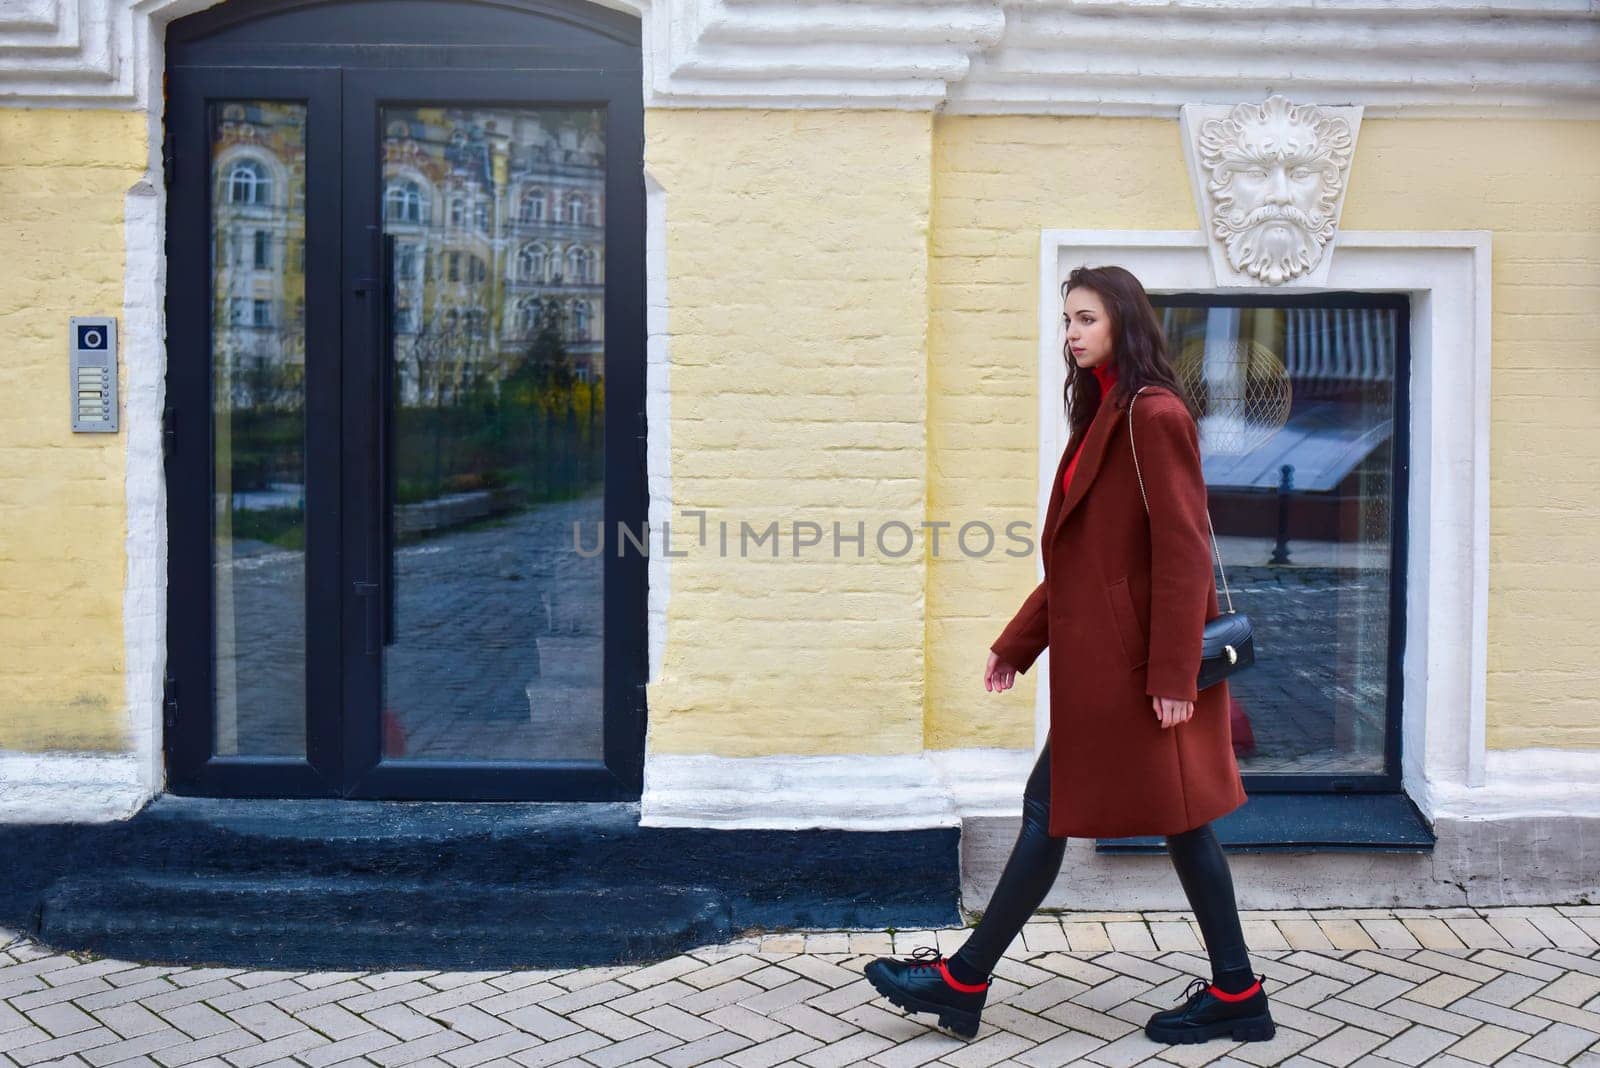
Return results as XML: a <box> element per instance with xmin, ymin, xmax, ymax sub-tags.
<box><xmin>1127</xmin><ymin>387</ymin><xmax>1256</xmax><ymax>692</ymax></box>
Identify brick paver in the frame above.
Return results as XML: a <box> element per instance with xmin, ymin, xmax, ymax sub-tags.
<box><xmin>3</xmin><ymin>907</ymin><xmax>1599</xmax><ymax>1067</ymax></box>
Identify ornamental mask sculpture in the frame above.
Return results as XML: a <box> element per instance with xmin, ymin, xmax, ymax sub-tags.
<box><xmin>1196</xmin><ymin>94</ymin><xmax>1355</xmax><ymax>286</ymax></box>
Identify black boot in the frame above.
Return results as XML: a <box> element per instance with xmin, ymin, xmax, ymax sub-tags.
<box><xmin>1144</xmin><ymin>973</ymin><xmax>1276</xmax><ymax>1044</ymax></box>
<box><xmin>863</xmin><ymin>946</ymin><xmax>989</xmax><ymax>1039</ymax></box>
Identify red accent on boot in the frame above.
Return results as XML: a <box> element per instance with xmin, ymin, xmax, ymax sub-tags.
<box><xmin>1208</xmin><ymin>978</ymin><xmax>1261</xmax><ymax>1002</ymax></box>
<box><xmin>938</xmin><ymin>960</ymin><xmax>990</xmax><ymax>993</ymax></box>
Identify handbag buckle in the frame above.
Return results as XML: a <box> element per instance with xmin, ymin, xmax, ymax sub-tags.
<box><xmin>1224</xmin><ymin>645</ymin><xmax>1237</xmax><ymax>665</ymax></box>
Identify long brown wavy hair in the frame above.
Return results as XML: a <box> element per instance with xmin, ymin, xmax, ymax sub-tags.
<box><xmin>1061</xmin><ymin>265</ymin><xmax>1200</xmax><ymax>450</ymax></box>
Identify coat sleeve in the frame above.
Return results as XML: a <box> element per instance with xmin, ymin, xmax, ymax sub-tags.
<box><xmin>1140</xmin><ymin>405</ymin><xmax>1215</xmax><ymax>703</ymax></box>
<box><xmin>991</xmin><ymin>578</ymin><xmax>1048</xmax><ymax>675</ymax></box>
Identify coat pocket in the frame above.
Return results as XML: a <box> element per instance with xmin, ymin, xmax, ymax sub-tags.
<box><xmin>1105</xmin><ymin>576</ymin><xmax>1148</xmax><ymax>670</ymax></box>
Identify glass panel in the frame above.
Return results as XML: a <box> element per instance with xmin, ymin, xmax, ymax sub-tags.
<box><xmin>1155</xmin><ymin>302</ymin><xmax>1401</xmax><ymax>777</ymax></box>
<box><xmin>380</xmin><ymin>106</ymin><xmax>606</xmax><ymax>762</ymax></box>
<box><xmin>210</xmin><ymin>101</ymin><xmax>308</xmax><ymax>757</ymax></box>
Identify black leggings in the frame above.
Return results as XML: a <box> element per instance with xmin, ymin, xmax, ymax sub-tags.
<box><xmin>951</xmin><ymin>732</ymin><xmax>1253</xmax><ymax>981</ymax></box>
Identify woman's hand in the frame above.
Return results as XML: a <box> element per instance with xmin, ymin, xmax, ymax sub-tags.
<box><xmin>985</xmin><ymin>651</ymin><xmax>1019</xmax><ymax>693</ymax></box>
<box><xmin>1152</xmin><ymin>695</ymin><xmax>1193</xmax><ymax>729</ymax></box>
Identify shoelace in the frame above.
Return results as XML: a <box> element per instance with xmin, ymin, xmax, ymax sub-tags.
<box><xmin>899</xmin><ymin>945</ymin><xmax>993</xmax><ymax>991</ymax></box>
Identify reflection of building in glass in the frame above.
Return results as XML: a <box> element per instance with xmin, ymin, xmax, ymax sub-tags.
<box><xmin>1159</xmin><ymin>304</ymin><xmax>1398</xmax><ymax>503</ymax></box>
<box><xmin>207</xmin><ymin>104</ymin><xmax>607</xmax><ymax>410</ymax></box>
<box><xmin>210</xmin><ymin>102</ymin><xmax>307</xmax><ymax>411</ymax></box>
<box><xmin>383</xmin><ymin>107</ymin><xmax>606</xmax><ymax>405</ymax></box>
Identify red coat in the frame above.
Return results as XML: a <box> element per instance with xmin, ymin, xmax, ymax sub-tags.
<box><xmin>991</xmin><ymin>384</ymin><xmax>1248</xmax><ymax>838</ymax></box>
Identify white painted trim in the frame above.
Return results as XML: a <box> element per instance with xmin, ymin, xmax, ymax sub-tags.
<box><xmin>636</xmin><ymin>744</ymin><xmax>1600</xmax><ymax>829</ymax></box>
<box><xmin>643</xmin><ymin>166</ymin><xmax>671</xmax><ymax>688</ymax></box>
<box><xmin>0</xmin><ymin>0</ymin><xmax>646</xmax><ymax>107</ymax></box>
<box><xmin>937</xmin><ymin>750</ymin><xmax>1600</xmax><ymax>825</ymax></box>
<box><xmin>0</xmin><ymin>753</ymin><xmax>149</xmax><ymax>823</ymax></box>
<box><xmin>949</xmin><ymin>4</ymin><xmax>1600</xmax><ymax>119</ymax></box>
<box><xmin>926</xmin><ymin>747</ymin><xmax>1037</xmax><ymax>819</ymax></box>
<box><xmin>123</xmin><ymin>175</ymin><xmax>166</xmax><ymax>806</ymax></box>
<box><xmin>4</xmin><ymin>0</ymin><xmax>1598</xmax><ymax>115</ymax></box>
<box><xmin>121</xmin><ymin>9</ymin><xmax>171</xmax><ymax>808</ymax></box>
<box><xmin>640</xmin><ymin>752</ymin><xmax>961</xmax><ymax>831</ymax></box>
<box><xmin>1035</xmin><ymin>229</ymin><xmax>1495</xmax><ymax>822</ymax></box>
<box><xmin>635</xmin><ymin>746</ymin><xmax>1062</xmax><ymax>830</ymax></box>
<box><xmin>1431</xmin><ymin>749</ymin><xmax>1600</xmax><ymax>821</ymax></box>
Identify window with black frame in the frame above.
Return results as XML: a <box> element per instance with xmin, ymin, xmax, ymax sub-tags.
<box><xmin>1151</xmin><ymin>293</ymin><xmax>1410</xmax><ymax>790</ymax></box>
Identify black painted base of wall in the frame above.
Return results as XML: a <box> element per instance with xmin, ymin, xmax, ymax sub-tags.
<box><xmin>0</xmin><ymin>797</ymin><xmax>961</xmax><ymax>971</ymax></box>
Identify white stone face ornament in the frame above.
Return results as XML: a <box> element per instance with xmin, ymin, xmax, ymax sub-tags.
<box><xmin>1180</xmin><ymin>95</ymin><xmax>1363</xmax><ymax>288</ymax></box>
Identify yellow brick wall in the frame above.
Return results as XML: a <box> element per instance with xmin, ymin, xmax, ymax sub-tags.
<box><xmin>0</xmin><ymin>108</ymin><xmax>146</xmax><ymax>752</ymax></box>
<box><xmin>927</xmin><ymin>116</ymin><xmax>1600</xmax><ymax>752</ymax></box>
<box><xmin>926</xmin><ymin>117</ymin><xmax>1199</xmax><ymax>750</ymax></box>
<box><xmin>642</xmin><ymin>109</ymin><xmax>934</xmax><ymax>756</ymax></box>
<box><xmin>1341</xmin><ymin>120</ymin><xmax>1600</xmax><ymax>750</ymax></box>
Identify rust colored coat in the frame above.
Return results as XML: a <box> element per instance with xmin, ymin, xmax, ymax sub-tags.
<box><xmin>990</xmin><ymin>385</ymin><xmax>1248</xmax><ymax>839</ymax></box>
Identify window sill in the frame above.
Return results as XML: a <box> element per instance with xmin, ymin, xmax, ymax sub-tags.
<box><xmin>1094</xmin><ymin>792</ymin><xmax>1436</xmax><ymax>854</ymax></box>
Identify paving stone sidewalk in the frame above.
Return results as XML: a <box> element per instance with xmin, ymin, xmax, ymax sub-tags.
<box><xmin>4</xmin><ymin>907</ymin><xmax>1600</xmax><ymax>1068</ymax></box>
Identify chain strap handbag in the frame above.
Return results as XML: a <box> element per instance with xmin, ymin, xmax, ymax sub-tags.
<box><xmin>1128</xmin><ymin>386</ymin><xmax>1256</xmax><ymax>692</ymax></box>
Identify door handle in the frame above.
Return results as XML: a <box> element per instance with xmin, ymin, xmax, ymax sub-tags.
<box><xmin>377</xmin><ymin>231</ymin><xmax>396</xmax><ymax>647</ymax></box>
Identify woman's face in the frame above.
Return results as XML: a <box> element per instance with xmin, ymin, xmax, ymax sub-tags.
<box><xmin>1064</xmin><ymin>287</ymin><xmax>1114</xmax><ymax>371</ymax></box>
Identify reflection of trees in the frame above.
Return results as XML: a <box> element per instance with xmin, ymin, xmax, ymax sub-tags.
<box><xmin>395</xmin><ymin>299</ymin><xmax>604</xmax><ymax>510</ymax></box>
<box><xmin>510</xmin><ymin>299</ymin><xmax>575</xmax><ymax>393</ymax></box>
<box><xmin>403</xmin><ymin>307</ymin><xmax>490</xmax><ymax>409</ymax></box>
<box><xmin>219</xmin><ymin>328</ymin><xmax>305</xmax><ymax>493</ymax></box>
<box><xmin>214</xmin><ymin>317</ymin><xmax>304</xmax><ymax>408</ymax></box>
<box><xmin>238</xmin><ymin>343</ymin><xmax>303</xmax><ymax>412</ymax></box>
<box><xmin>217</xmin><ymin>303</ymin><xmax>605</xmax><ymax>510</ymax></box>
<box><xmin>500</xmin><ymin>301</ymin><xmax>592</xmax><ymax>498</ymax></box>
<box><xmin>403</xmin><ymin>308</ymin><xmax>491</xmax><ymax>493</ymax></box>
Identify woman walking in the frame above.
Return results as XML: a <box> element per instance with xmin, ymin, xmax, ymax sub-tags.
<box><xmin>864</xmin><ymin>265</ymin><xmax>1275</xmax><ymax>1046</ymax></box>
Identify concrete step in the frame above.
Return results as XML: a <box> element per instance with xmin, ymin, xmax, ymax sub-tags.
<box><xmin>38</xmin><ymin>873</ymin><xmax>732</xmax><ymax>970</ymax></box>
<box><xmin>111</xmin><ymin>796</ymin><xmax>645</xmax><ymax>882</ymax></box>
<box><xmin>3</xmin><ymin>796</ymin><xmax>961</xmax><ymax>968</ymax></box>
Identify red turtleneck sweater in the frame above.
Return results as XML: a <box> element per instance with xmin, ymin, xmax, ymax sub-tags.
<box><xmin>1063</xmin><ymin>361</ymin><xmax>1120</xmax><ymax>495</ymax></box>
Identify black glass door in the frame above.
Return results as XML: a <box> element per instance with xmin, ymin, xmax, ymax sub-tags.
<box><xmin>163</xmin><ymin>0</ymin><xmax>645</xmax><ymax>801</ymax></box>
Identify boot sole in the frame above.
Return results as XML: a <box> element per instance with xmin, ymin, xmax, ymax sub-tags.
<box><xmin>863</xmin><ymin>963</ymin><xmax>981</xmax><ymax>1039</ymax></box>
<box><xmin>1144</xmin><ymin>1013</ymin><xmax>1276</xmax><ymax>1044</ymax></box>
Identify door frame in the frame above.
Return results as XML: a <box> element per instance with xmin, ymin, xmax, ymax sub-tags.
<box><xmin>162</xmin><ymin>1</ymin><xmax>647</xmax><ymax>801</ymax></box>
<box><xmin>163</xmin><ymin>64</ymin><xmax>346</xmax><ymax>798</ymax></box>
<box><xmin>338</xmin><ymin>65</ymin><xmax>647</xmax><ymax>800</ymax></box>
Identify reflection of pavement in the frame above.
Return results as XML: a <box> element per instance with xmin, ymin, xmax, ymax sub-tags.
<box><xmin>215</xmin><ymin>538</ymin><xmax>308</xmax><ymax>759</ymax></box>
<box><xmin>215</xmin><ymin>488</ymin><xmax>604</xmax><ymax>766</ymax></box>
<box><xmin>387</xmin><ymin>488</ymin><xmax>604</xmax><ymax>762</ymax></box>
<box><xmin>1215</xmin><ymin>563</ymin><xmax>1390</xmax><ymax>776</ymax></box>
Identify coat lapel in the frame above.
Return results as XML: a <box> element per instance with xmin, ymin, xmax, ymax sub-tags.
<box><xmin>1047</xmin><ymin>397</ymin><xmax>1124</xmax><ymax>550</ymax></box>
